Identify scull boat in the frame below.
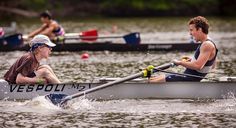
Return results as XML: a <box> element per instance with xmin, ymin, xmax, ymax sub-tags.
<box><xmin>0</xmin><ymin>33</ymin><xmax>199</xmax><ymax>52</ymax></box>
<box><xmin>1</xmin><ymin>78</ymin><xmax>235</xmax><ymax>100</ymax></box>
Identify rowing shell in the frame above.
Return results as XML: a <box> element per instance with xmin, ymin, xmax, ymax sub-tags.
<box><xmin>0</xmin><ymin>33</ymin><xmax>199</xmax><ymax>52</ymax></box>
<box><xmin>1</xmin><ymin>79</ymin><xmax>236</xmax><ymax>100</ymax></box>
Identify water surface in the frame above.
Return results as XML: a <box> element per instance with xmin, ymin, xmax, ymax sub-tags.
<box><xmin>1</xmin><ymin>17</ymin><xmax>236</xmax><ymax>127</ymax></box>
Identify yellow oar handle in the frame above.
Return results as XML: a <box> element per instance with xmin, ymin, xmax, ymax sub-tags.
<box><xmin>142</xmin><ymin>65</ymin><xmax>155</xmax><ymax>77</ymax></box>
<box><xmin>143</xmin><ymin>63</ymin><xmax>175</xmax><ymax>78</ymax></box>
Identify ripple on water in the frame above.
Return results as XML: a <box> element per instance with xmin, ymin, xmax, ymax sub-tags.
<box><xmin>1</xmin><ymin>98</ymin><xmax>236</xmax><ymax>127</ymax></box>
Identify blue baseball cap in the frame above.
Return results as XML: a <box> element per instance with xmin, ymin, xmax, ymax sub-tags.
<box><xmin>30</xmin><ymin>35</ymin><xmax>56</xmax><ymax>51</ymax></box>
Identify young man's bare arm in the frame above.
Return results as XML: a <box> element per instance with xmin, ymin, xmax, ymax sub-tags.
<box><xmin>175</xmin><ymin>42</ymin><xmax>214</xmax><ymax>70</ymax></box>
<box><xmin>28</xmin><ymin>24</ymin><xmax>47</xmax><ymax>38</ymax></box>
<box><xmin>16</xmin><ymin>73</ymin><xmax>46</xmax><ymax>84</ymax></box>
<box><xmin>40</xmin><ymin>23</ymin><xmax>57</xmax><ymax>36</ymax></box>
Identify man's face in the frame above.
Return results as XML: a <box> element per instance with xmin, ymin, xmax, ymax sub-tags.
<box><xmin>40</xmin><ymin>17</ymin><xmax>49</xmax><ymax>23</ymax></box>
<box><xmin>189</xmin><ymin>24</ymin><xmax>200</xmax><ymax>42</ymax></box>
<box><xmin>38</xmin><ymin>45</ymin><xmax>52</xmax><ymax>59</ymax></box>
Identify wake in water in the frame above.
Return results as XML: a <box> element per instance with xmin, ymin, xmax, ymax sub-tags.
<box><xmin>218</xmin><ymin>92</ymin><xmax>236</xmax><ymax>112</ymax></box>
<box><xmin>1</xmin><ymin>91</ymin><xmax>236</xmax><ymax>114</ymax></box>
<box><xmin>24</xmin><ymin>95</ymin><xmax>95</xmax><ymax>112</ymax></box>
<box><xmin>21</xmin><ymin>93</ymin><xmax>236</xmax><ymax>114</ymax></box>
<box><xmin>25</xmin><ymin>96</ymin><xmax>61</xmax><ymax>110</ymax></box>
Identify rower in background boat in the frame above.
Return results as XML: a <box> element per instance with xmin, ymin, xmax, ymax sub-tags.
<box><xmin>4</xmin><ymin>35</ymin><xmax>61</xmax><ymax>84</ymax></box>
<box><xmin>149</xmin><ymin>16</ymin><xmax>218</xmax><ymax>82</ymax></box>
<box><xmin>27</xmin><ymin>10</ymin><xmax>65</xmax><ymax>40</ymax></box>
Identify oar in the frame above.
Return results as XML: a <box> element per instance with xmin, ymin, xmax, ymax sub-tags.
<box><xmin>77</xmin><ymin>29</ymin><xmax>98</xmax><ymax>41</ymax></box>
<box><xmin>23</xmin><ymin>29</ymin><xmax>140</xmax><ymax>44</ymax></box>
<box><xmin>62</xmin><ymin>32</ymin><xmax>141</xmax><ymax>44</ymax></box>
<box><xmin>22</xmin><ymin>29</ymin><xmax>99</xmax><ymax>41</ymax></box>
<box><xmin>45</xmin><ymin>62</ymin><xmax>175</xmax><ymax>108</ymax></box>
<box><xmin>151</xmin><ymin>58</ymin><xmax>218</xmax><ymax>81</ymax></box>
<box><xmin>154</xmin><ymin>68</ymin><xmax>219</xmax><ymax>81</ymax></box>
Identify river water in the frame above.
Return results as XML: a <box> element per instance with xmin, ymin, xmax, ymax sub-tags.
<box><xmin>0</xmin><ymin>17</ymin><xmax>236</xmax><ymax>127</ymax></box>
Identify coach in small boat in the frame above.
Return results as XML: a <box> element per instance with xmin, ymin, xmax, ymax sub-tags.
<box><xmin>149</xmin><ymin>16</ymin><xmax>218</xmax><ymax>82</ymax></box>
<box><xmin>28</xmin><ymin>10</ymin><xmax>65</xmax><ymax>40</ymax></box>
<box><xmin>4</xmin><ymin>34</ymin><xmax>61</xmax><ymax>84</ymax></box>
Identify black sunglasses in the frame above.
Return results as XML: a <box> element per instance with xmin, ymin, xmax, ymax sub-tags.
<box><xmin>43</xmin><ymin>45</ymin><xmax>52</xmax><ymax>49</ymax></box>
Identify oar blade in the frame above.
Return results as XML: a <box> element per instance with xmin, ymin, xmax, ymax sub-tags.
<box><xmin>123</xmin><ymin>32</ymin><xmax>140</xmax><ymax>45</ymax></box>
<box><xmin>45</xmin><ymin>94</ymin><xmax>68</xmax><ymax>106</ymax></box>
<box><xmin>80</xmin><ymin>29</ymin><xmax>98</xmax><ymax>41</ymax></box>
<box><xmin>4</xmin><ymin>33</ymin><xmax>24</xmax><ymax>47</ymax></box>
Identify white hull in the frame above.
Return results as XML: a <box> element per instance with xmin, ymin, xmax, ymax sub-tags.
<box><xmin>0</xmin><ymin>80</ymin><xmax>236</xmax><ymax>100</ymax></box>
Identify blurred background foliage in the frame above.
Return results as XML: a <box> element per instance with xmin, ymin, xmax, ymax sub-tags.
<box><xmin>0</xmin><ymin>0</ymin><xmax>235</xmax><ymax>21</ymax></box>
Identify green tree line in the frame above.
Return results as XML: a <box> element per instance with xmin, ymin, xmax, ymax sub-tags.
<box><xmin>0</xmin><ymin>0</ymin><xmax>235</xmax><ymax>19</ymax></box>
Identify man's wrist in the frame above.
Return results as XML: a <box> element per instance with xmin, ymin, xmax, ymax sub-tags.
<box><xmin>36</xmin><ymin>78</ymin><xmax>44</xmax><ymax>84</ymax></box>
<box><xmin>179</xmin><ymin>61</ymin><xmax>182</xmax><ymax>65</ymax></box>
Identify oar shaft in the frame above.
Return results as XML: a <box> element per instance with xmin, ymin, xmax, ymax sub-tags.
<box><xmin>153</xmin><ymin>63</ymin><xmax>175</xmax><ymax>73</ymax></box>
<box><xmin>67</xmin><ymin>72</ymin><xmax>143</xmax><ymax>100</ymax></box>
<box><xmin>65</xmin><ymin>63</ymin><xmax>174</xmax><ymax>100</ymax></box>
<box><xmin>64</xmin><ymin>36</ymin><xmax>123</xmax><ymax>40</ymax></box>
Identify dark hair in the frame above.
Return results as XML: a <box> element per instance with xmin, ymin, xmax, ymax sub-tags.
<box><xmin>188</xmin><ymin>16</ymin><xmax>209</xmax><ymax>34</ymax></box>
<box><xmin>40</xmin><ymin>10</ymin><xmax>52</xmax><ymax>20</ymax></box>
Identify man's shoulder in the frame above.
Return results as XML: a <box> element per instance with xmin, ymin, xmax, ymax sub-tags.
<box><xmin>20</xmin><ymin>52</ymin><xmax>34</xmax><ymax>61</ymax></box>
<box><xmin>21</xmin><ymin>52</ymin><xmax>31</xmax><ymax>57</ymax></box>
<box><xmin>202</xmin><ymin>40</ymin><xmax>215</xmax><ymax>50</ymax></box>
<box><xmin>51</xmin><ymin>21</ymin><xmax>59</xmax><ymax>26</ymax></box>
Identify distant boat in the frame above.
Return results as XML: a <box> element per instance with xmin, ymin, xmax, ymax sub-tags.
<box><xmin>0</xmin><ymin>33</ymin><xmax>199</xmax><ymax>52</ymax></box>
